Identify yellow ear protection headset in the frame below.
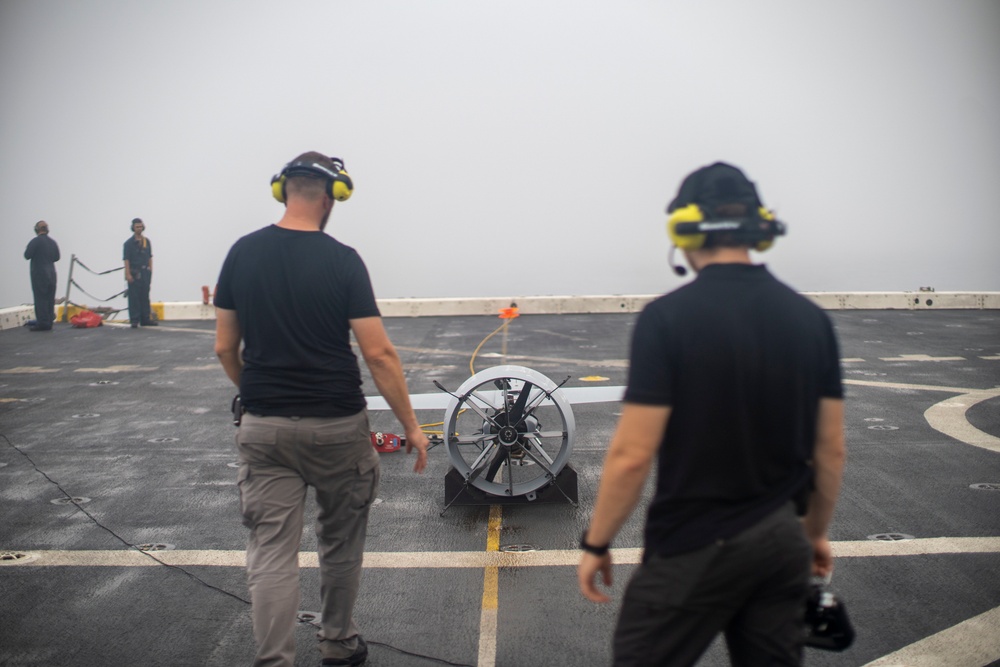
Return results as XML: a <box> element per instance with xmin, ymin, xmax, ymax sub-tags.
<box><xmin>270</xmin><ymin>156</ymin><xmax>353</xmax><ymax>203</ymax></box>
<box><xmin>666</xmin><ymin>162</ymin><xmax>786</xmax><ymax>253</ymax></box>
<box><xmin>667</xmin><ymin>203</ymin><xmax>783</xmax><ymax>252</ymax></box>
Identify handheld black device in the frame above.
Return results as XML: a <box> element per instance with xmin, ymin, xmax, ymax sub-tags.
<box><xmin>804</xmin><ymin>578</ymin><xmax>855</xmax><ymax>651</ymax></box>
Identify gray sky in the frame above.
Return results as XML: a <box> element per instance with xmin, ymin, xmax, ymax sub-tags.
<box><xmin>3</xmin><ymin>1</ymin><xmax>999</xmax><ymax>313</ymax></box>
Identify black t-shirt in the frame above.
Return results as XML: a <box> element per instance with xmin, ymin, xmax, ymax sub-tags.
<box><xmin>214</xmin><ymin>225</ymin><xmax>381</xmax><ymax>417</ymax></box>
<box><xmin>625</xmin><ymin>263</ymin><xmax>842</xmax><ymax>556</ymax></box>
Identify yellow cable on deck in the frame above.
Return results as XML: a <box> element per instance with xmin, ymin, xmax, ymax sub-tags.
<box><xmin>469</xmin><ymin>320</ymin><xmax>509</xmax><ymax>376</ymax></box>
<box><xmin>420</xmin><ymin>306</ymin><xmax>518</xmax><ymax>435</ymax></box>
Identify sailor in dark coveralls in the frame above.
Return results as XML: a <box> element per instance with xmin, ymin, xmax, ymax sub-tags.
<box><xmin>23</xmin><ymin>220</ymin><xmax>60</xmax><ymax>332</ymax></box>
<box><xmin>123</xmin><ymin>217</ymin><xmax>156</xmax><ymax>327</ymax></box>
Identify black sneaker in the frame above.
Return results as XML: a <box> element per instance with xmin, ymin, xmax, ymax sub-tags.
<box><xmin>320</xmin><ymin>636</ymin><xmax>368</xmax><ymax>666</ymax></box>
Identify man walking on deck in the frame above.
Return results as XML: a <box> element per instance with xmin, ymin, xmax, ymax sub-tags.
<box><xmin>214</xmin><ymin>151</ymin><xmax>428</xmax><ymax>667</ymax></box>
<box><xmin>23</xmin><ymin>220</ymin><xmax>60</xmax><ymax>332</ymax></box>
<box><xmin>578</xmin><ymin>162</ymin><xmax>846</xmax><ymax>666</ymax></box>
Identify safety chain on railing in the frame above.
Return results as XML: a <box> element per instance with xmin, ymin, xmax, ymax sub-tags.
<box><xmin>60</xmin><ymin>254</ymin><xmax>128</xmax><ymax>322</ymax></box>
<box><xmin>73</xmin><ymin>257</ymin><xmax>124</xmax><ymax>277</ymax></box>
<box><xmin>68</xmin><ymin>279</ymin><xmax>127</xmax><ymax>303</ymax></box>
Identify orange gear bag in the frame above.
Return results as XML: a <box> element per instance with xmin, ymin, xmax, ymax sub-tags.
<box><xmin>70</xmin><ymin>310</ymin><xmax>103</xmax><ymax>328</ymax></box>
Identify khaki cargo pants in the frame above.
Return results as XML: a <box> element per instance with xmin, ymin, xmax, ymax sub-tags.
<box><xmin>236</xmin><ymin>410</ymin><xmax>380</xmax><ymax>667</ymax></box>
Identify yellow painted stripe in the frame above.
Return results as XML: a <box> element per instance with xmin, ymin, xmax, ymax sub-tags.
<box><xmin>478</xmin><ymin>505</ymin><xmax>503</xmax><ymax>667</ymax></box>
<box><xmin>482</xmin><ymin>507</ymin><xmax>502</xmax><ymax>612</ymax></box>
<box><xmin>485</xmin><ymin>505</ymin><xmax>502</xmax><ymax>553</ymax></box>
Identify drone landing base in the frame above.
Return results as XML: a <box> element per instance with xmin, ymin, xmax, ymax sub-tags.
<box><xmin>443</xmin><ymin>464</ymin><xmax>578</xmax><ymax>507</ymax></box>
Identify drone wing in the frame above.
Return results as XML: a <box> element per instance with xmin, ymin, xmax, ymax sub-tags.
<box><xmin>364</xmin><ymin>385</ymin><xmax>625</xmax><ymax>411</ymax></box>
<box><xmin>365</xmin><ymin>392</ymin><xmax>451</xmax><ymax>411</ymax></box>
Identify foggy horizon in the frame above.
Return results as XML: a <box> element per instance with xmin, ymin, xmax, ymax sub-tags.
<box><xmin>3</xmin><ymin>1</ymin><xmax>999</xmax><ymax>314</ymax></box>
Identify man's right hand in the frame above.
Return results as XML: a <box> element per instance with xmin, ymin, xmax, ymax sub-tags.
<box><xmin>404</xmin><ymin>427</ymin><xmax>429</xmax><ymax>473</ymax></box>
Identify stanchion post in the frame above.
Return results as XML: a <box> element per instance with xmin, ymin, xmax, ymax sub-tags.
<box><xmin>61</xmin><ymin>254</ymin><xmax>77</xmax><ymax>322</ymax></box>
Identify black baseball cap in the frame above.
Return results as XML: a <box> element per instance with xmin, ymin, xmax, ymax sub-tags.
<box><xmin>667</xmin><ymin>162</ymin><xmax>763</xmax><ymax>216</ymax></box>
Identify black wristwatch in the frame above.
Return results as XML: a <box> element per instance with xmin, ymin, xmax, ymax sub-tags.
<box><xmin>580</xmin><ymin>531</ymin><xmax>611</xmax><ymax>557</ymax></box>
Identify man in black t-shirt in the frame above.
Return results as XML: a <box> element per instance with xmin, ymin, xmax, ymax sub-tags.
<box><xmin>215</xmin><ymin>152</ymin><xmax>428</xmax><ymax>667</ymax></box>
<box><xmin>123</xmin><ymin>217</ymin><xmax>155</xmax><ymax>327</ymax></box>
<box><xmin>23</xmin><ymin>220</ymin><xmax>60</xmax><ymax>331</ymax></box>
<box><xmin>578</xmin><ymin>163</ymin><xmax>846</xmax><ymax>666</ymax></box>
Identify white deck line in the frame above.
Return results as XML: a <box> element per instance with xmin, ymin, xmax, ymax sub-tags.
<box><xmin>5</xmin><ymin>537</ymin><xmax>1000</xmax><ymax>569</ymax></box>
<box><xmin>924</xmin><ymin>388</ymin><xmax>1000</xmax><ymax>454</ymax></box>
<box><xmin>3</xmin><ymin>292</ymin><xmax>1000</xmax><ymax>330</ymax></box>
<box><xmin>6</xmin><ymin>540</ymin><xmax>1000</xmax><ymax>665</ymax></box>
<box><xmin>862</xmin><ymin>605</ymin><xmax>1000</xmax><ymax>667</ymax></box>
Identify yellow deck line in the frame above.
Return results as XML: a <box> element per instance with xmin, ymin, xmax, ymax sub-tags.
<box><xmin>477</xmin><ymin>505</ymin><xmax>503</xmax><ymax>667</ymax></box>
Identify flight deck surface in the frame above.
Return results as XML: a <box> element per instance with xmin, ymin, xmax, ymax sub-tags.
<box><xmin>1</xmin><ymin>310</ymin><xmax>998</xmax><ymax>666</ymax></box>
